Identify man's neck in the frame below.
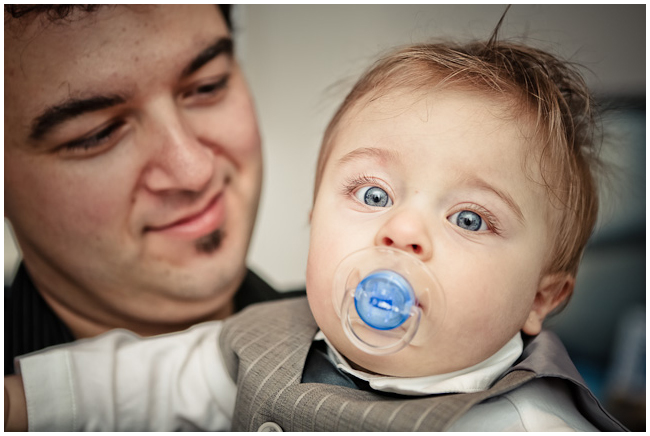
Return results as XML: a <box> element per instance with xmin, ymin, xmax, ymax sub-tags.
<box><xmin>19</xmin><ymin>253</ymin><xmax>240</xmax><ymax>339</ymax></box>
<box><xmin>40</xmin><ymin>291</ymin><xmax>235</xmax><ymax>339</ymax></box>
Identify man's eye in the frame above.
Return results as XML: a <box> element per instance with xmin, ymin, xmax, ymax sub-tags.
<box><xmin>184</xmin><ymin>75</ymin><xmax>229</xmax><ymax>99</ymax></box>
<box><xmin>449</xmin><ymin>210</ymin><xmax>487</xmax><ymax>231</ymax></box>
<box><xmin>355</xmin><ymin>186</ymin><xmax>393</xmax><ymax>207</ymax></box>
<box><xmin>62</xmin><ymin>121</ymin><xmax>124</xmax><ymax>153</ymax></box>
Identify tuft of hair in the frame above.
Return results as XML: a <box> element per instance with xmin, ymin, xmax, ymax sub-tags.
<box><xmin>4</xmin><ymin>4</ymin><xmax>101</xmax><ymax>20</ymax></box>
<box><xmin>314</xmin><ymin>13</ymin><xmax>601</xmax><ymax>278</ymax></box>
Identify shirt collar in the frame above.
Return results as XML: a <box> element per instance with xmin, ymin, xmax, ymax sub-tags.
<box><xmin>314</xmin><ymin>330</ymin><xmax>523</xmax><ymax>396</ymax></box>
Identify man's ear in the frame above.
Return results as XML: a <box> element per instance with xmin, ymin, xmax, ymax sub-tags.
<box><xmin>523</xmin><ymin>273</ymin><xmax>574</xmax><ymax>336</ymax></box>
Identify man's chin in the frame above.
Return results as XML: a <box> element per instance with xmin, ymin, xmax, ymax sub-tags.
<box><xmin>138</xmin><ymin>228</ymin><xmax>247</xmax><ymax>294</ymax></box>
<box><xmin>140</xmin><ymin>264</ymin><xmax>244</xmax><ymax>303</ymax></box>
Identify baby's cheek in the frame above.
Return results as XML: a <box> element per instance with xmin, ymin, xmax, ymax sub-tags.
<box><xmin>306</xmin><ymin>258</ymin><xmax>332</xmax><ymax>308</ymax></box>
<box><xmin>306</xmin><ymin>275</ymin><xmax>337</xmax><ymax>334</ymax></box>
<box><xmin>438</xmin><ymin>290</ymin><xmax>503</xmax><ymax>345</ymax></box>
<box><xmin>306</xmin><ymin>249</ymin><xmax>342</xmax><ymax>327</ymax></box>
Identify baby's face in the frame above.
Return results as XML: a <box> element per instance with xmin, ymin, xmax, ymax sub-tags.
<box><xmin>307</xmin><ymin>88</ymin><xmax>560</xmax><ymax>377</ymax></box>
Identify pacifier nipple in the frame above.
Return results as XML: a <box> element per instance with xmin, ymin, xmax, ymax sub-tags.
<box><xmin>333</xmin><ymin>247</ymin><xmax>445</xmax><ymax>355</ymax></box>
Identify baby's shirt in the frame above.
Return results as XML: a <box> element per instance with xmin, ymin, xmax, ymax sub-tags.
<box><xmin>317</xmin><ymin>330</ymin><xmax>523</xmax><ymax>395</ymax></box>
<box><xmin>16</xmin><ymin>320</ymin><xmax>599</xmax><ymax>431</ymax></box>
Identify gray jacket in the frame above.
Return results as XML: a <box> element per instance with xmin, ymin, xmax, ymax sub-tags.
<box><xmin>219</xmin><ymin>297</ymin><xmax>625</xmax><ymax>431</ymax></box>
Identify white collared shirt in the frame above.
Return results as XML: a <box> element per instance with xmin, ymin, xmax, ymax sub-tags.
<box><xmin>315</xmin><ymin>330</ymin><xmax>523</xmax><ymax>396</ymax></box>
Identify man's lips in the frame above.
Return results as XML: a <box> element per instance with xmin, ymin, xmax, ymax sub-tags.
<box><xmin>146</xmin><ymin>193</ymin><xmax>225</xmax><ymax>240</ymax></box>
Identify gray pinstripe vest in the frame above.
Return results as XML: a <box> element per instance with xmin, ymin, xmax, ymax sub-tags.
<box><xmin>219</xmin><ymin>297</ymin><xmax>625</xmax><ymax>431</ymax></box>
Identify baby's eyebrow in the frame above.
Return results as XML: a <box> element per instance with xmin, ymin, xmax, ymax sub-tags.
<box><xmin>462</xmin><ymin>175</ymin><xmax>525</xmax><ymax>223</ymax></box>
<box><xmin>337</xmin><ymin>147</ymin><xmax>400</xmax><ymax>166</ymax></box>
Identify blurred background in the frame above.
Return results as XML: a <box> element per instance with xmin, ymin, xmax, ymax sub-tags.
<box><xmin>4</xmin><ymin>4</ymin><xmax>645</xmax><ymax>430</ymax></box>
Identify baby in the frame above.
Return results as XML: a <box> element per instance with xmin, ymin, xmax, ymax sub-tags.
<box><xmin>5</xmin><ymin>34</ymin><xmax>626</xmax><ymax>431</ymax></box>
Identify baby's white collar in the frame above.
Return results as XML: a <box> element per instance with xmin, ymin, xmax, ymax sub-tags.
<box><xmin>314</xmin><ymin>331</ymin><xmax>523</xmax><ymax>396</ymax></box>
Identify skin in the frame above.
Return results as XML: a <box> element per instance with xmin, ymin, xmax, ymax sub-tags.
<box><xmin>4</xmin><ymin>376</ymin><xmax>25</xmax><ymax>431</ymax></box>
<box><xmin>4</xmin><ymin>5</ymin><xmax>263</xmax><ymax>338</ymax></box>
<box><xmin>306</xmin><ymin>88</ymin><xmax>572</xmax><ymax>377</ymax></box>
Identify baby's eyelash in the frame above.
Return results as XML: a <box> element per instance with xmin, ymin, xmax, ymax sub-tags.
<box><xmin>341</xmin><ymin>174</ymin><xmax>383</xmax><ymax>195</ymax></box>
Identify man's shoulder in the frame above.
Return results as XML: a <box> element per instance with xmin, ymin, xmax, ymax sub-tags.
<box><xmin>5</xmin><ymin>263</ymin><xmax>74</xmax><ymax>375</ymax></box>
<box><xmin>233</xmin><ymin>269</ymin><xmax>305</xmax><ymax>312</ymax></box>
<box><xmin>219</xmin><ymin>294</ymin><xmax>314</xmax><ymax>378</ymax></box>
<box><xmin>233</xmin><ymin>294</ymin><xmax>310</xmax><ymax>320</ymax></box>
<box><xmin>222</xmin><ymin>295</ymin><xmax>313</xmax><ymax>345</ymax></box>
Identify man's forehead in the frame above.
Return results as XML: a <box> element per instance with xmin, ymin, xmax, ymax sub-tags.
<box><xmin>5</xmin><ymin>5</ymin><xmax>224</xmax><ymax>52</ymax></box>
<box><xmin>5</xmin><ymin>5</ymin><xmax>120</xmax><ymax>41</ymax></box>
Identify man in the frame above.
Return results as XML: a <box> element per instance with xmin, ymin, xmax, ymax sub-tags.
<box><xmin>5</xmin><ymin>4</ymin><xmax>299</xmax><ymax>375</ymax></box>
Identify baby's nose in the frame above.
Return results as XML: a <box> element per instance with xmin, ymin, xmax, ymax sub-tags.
<box><xmin>380</xmin><ymin>236</ymin><xmax>424</xmax><ymax>255</ymax></box>
<box><xmin>375</xmin><ymin>210</ymin><xmax>432</xmax><ymax>261</ymax></box>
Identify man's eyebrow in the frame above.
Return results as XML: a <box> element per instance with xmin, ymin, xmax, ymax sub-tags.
<box><xmin>337</xmin><ymin>147</ymin><xmax>401</xmax><ymax>166</ymax></box>
<box><xmin>181</xmin><ymin>37</ymin><xmax>233</xmax><ymax>79</ymax></box>
<box><xmin>30</xmin><ymin>94</ymin><xmax>127</xmax><ymax>140</ymax></box>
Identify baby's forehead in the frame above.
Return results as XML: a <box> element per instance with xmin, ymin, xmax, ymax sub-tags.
<box><xmin>339</xmin><ymin>86</ymin><xmax>538</xmax><ymax>145</ymax></box>
<box><xmin>337</xmin><ymin>88</ymin><xmax>538</xmax><ymax>160</ymax></box>
<box><xmin>348</xmin><ymin>84</ymin><xmax>530</xmax><ymax>120</ymax></box>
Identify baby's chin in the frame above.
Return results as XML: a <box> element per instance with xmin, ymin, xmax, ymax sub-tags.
<box><xmin>315</xmin><ymin>319</ymin><xmax>426</xmax><ymax>377</ymax></box>
<box><xmin>333</xmin><ymin>329</ymin><xmax>500</xmax><ymax>378</ymax></box>
<box><xmin>330</xmin><ymin>334</ymin><xmax>439</xmax><ymax>378</ymax></box>
<box><xmin>362</xmin><ymin>351</ymin><xmax>438</xmax><ymax>378</ymax></box>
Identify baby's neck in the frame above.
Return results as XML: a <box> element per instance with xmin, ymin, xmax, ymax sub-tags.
<box><xmin>322</xmin><ymin>331</ymin><xmax>524</xmax><ymax>396</ymax></box>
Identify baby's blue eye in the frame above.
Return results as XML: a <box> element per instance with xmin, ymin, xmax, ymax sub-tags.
<box><xmin>355</xmin><ymin>186</ymin><xmax>392</xmax><ymax>207</ymax></box>
<box><xmin>450</xmin><ymin>210</ymin><xmax>486</xmax><ymax>231</ymax></box>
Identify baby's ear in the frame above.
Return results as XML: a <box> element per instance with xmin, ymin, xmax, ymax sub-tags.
<box><xmin>522</xmin><ymin>273</ymin><xmax>574</xmax><ymax>336</ymax></box>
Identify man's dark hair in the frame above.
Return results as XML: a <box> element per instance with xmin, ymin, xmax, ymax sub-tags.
<box><xmin>4</xmin><ymin>4</ymin><xmax>233</xmax><ymax>30</ymax></box>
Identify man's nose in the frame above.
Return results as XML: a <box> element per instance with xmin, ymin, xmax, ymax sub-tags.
<box><xmin>141</xmin><ymin>105</ymin><xmax>214</xmax><ymax>194</ymax></box>
<box><xmin>374</xmin><ymin>207</ymin><xmax>433</xmax><ymax>261</ymax></box>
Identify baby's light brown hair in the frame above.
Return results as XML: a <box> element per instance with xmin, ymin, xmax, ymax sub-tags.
<box><xmin>313</xmin><ymin>30</ymin><xmax>601</xmax><ymax>279</ymax></box>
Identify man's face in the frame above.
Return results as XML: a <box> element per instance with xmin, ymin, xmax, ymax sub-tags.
<box><xmin>307</xmin><ymin>88</ymin><xmax>557</xmax><ymax>377</ymax></box>
<box><xmin>5</xmin><ymin>5</ymin><xmax>263</xmax><ymax>329</ymax></box>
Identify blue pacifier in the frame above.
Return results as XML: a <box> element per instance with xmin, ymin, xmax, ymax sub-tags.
<box><xmin>333</xmin><ymin>247</ymin><xmax>445</xmax><ymax>355</ymax></box>
<box><xmin>354</xmin><ymin>270</ymin><xmax>415</xmax><ymax>330</ymax></box>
